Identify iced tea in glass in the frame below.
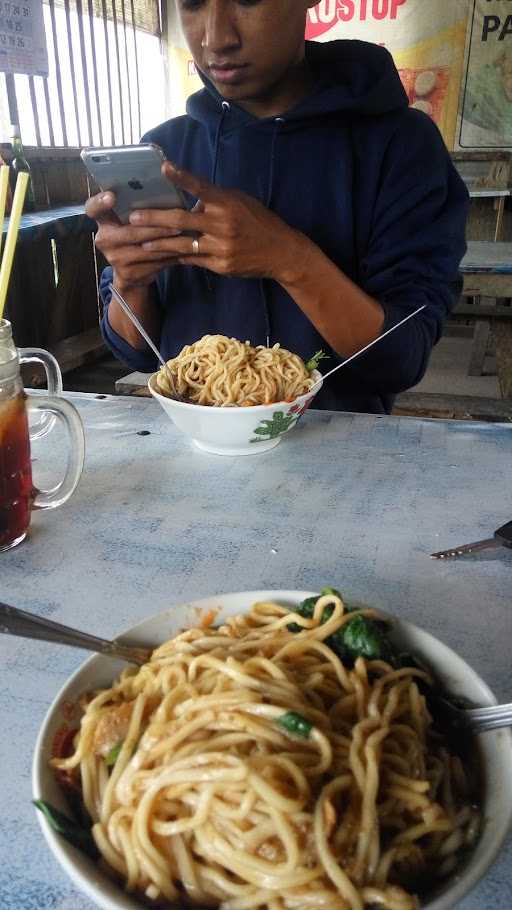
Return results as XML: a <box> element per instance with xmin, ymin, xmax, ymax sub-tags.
<box><xmin>0</xmin><ymin>391</ymin><xmax>34</xmax><ymax>550</ymax></box>
<box><xmin>0</xmin><ymin>319</ymin><xmax>85</xmax><ymax>552</ymax></box>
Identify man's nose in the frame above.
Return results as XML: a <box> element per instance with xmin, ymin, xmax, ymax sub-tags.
<box><xmin>202</xmin><ymin>0</ymin><xmax>240</xmax><ymax>53</ymax></box>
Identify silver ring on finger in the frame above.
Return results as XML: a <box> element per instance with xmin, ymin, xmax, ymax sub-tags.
<box><xmin>192</xmin><ymin>237</ymin><xmax>200</xmax><ymax>255</ymax></box>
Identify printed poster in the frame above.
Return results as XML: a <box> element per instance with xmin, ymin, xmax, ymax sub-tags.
<box><xmin>0</xmin><ymin>0</ymin><xmax>48</xmax><ymax>77</ymax></box>
<box><xmin>167</xmin><ymin>1</ymin><xmax>469</xmax><ymax>149</ymax></box>
<box><xmin>306</xmin><ymin>0</ymin><xmax>468</xmax><ymax>149</ymax></box>
<box><xmin>460</xmin><ymin>0</ymin><xmax>512</xmax><ymax>147</ymax></box>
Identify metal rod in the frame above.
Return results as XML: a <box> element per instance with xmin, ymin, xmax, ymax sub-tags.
<box><xmin>309</xmin><ymin>305</ymin><xmax>427</xmax><ymax>393</ymax></box>
<box><xmin>130</xmin><ymin>0</ymin><xmax>142</xmax><ymax>140</ymax></box>
<box><xmin>63</xmin><ymin>0</ymin><xmax>82</xmax><ymax>146</ymax></box>
<box><xmin>111</xmin><ymin>0</ymin><xmax>126</xmax><ymax>144</ymax></box>
<box><xmin>101</xmin><ymin>0</ymin><xmax>116</xmax><ymax>145</ymax></box>
<box><xmin>88</xmin><ymin>0</ymin><xmax>104</xmax><ymax>146</ymax></box>
<box><xmin>28</xmin><ymin>77</ymin><xmax>42</xmax><ymax>147</ymax></box>
<box><xmin>42</xmin><ymin>77</ymin><xmax>55</xmax><ymax>147</ymax></box>
<box><xmin>76</xmin><ymin>0</ymin><xmax>94</xmax><ymax>146</ymax></box>
<box><xmin>48</xmin><ymin>0</ymin><xmax>68</xmax><ymax>145</ymax></box>
<box><xmin>120</xmin><ymin>0</ymin><xmax>134</xmax><ymax>142</ymax></box>
<box><xmin>5</xmin><ymin>73</ymin><xmax>19</xmax><ymax>126</ymax></box>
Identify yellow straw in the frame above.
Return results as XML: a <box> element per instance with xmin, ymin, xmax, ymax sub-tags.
<box><xmin>0</xmin><ymin>170</ymin><xmax>28</xmax><ymax>321</ymax></box>
<box><xmin>0</xmin><ymin>165</ymin><xmax>9</xmax><ymax>259</ymax></box>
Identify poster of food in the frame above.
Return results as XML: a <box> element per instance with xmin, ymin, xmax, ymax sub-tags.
<box><xmin>460</xmin><ymin>0</ymin><xmax>512</xmax><ymax>147</ymax></box>
<box><xmin>306</xmin><ymin>0</ymin><xmax>468</xmax><ymax>149</ymax></box>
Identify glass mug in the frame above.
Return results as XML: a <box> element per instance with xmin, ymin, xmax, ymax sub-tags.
<box><xmin>0</xmin><ymin>318</ymin><xmax>85</xmax><ymax>552</ymax></box>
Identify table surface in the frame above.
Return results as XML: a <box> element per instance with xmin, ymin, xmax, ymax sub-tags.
<box><xmin>462</xmin><ymin>241</ymin><xmax>512</xmax><ymax>273</ymax></box>
<box><xmin>2</xmin><ymin>204</ymin><xmax>95</xmax><ymax>241</ymax></box>
<box><xmin>1</xmin><ymin>392</ymin><xmax>511</xmax><ymax>910</ymax></box>
<box><xmin>467</xmin><ymin>188</ymin><xmax>512</xmax><ymax>198</ymax></box>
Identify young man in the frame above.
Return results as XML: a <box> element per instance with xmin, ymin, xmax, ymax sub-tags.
<box><xmin>89</xmin><ymin>0</ymin><xmax>468</xmax><ymax>413</ymax></box>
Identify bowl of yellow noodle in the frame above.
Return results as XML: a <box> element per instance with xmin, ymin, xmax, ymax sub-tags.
<box><xmin>147</xmin><ymin>335</ymin><xmax>323</xmax><ymax>455</ymax></box>
<box><xmin>33</xmin><ymin>589</ymin><xmax>512</xmax><ymax>910</ymax></box>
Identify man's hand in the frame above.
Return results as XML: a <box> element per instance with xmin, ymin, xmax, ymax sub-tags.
<box><xmin>129</xmin><ymin>161</ymin><xmax>306</xmax><ymax>283</ymax></box>
<box><xmin>85</xmin><ymin>190</ymin><xmax>185</xmax><ymax>294</ymax></box>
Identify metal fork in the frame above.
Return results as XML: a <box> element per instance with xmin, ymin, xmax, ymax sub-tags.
<box><xmin>0</xmin><ymin>602</ymin><xmax>152</xmax><ymax>666</ymax></box>
<box><xmin>429</xmin><ymin>693</ymin><xmax>512</xmax><ymax>734</ymax></box>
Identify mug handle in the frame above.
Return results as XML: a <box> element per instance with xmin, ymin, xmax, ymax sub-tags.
<box><xmin>18</xmin><ymin>347</ymin><xmax>63</xmax><ymax>440</ymax></box>
<box><xmin>27</xmin><ymin>396</ymin><xmax>85</xmax><ymax>510</ymax></box>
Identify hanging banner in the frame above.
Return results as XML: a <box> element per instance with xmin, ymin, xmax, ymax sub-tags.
<box><xmin>306</xmin><ymin>0</ymin><xmax>468</xmax><ymax>149</ymax></box>
<box><xmin>0</xmin><ymin>0</ymin><xmax>48</xmax><ymax>77</ymax></box>
<box><xmin>460</xmin><ymin>0</ymin><xmax>512</xmax><ymax>147</ymax></box>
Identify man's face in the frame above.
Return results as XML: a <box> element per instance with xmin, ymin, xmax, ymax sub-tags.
<box><xmin>176</xmin><ymin>0</ymin><xmax>315</xmax><ymax>109</ymax></box>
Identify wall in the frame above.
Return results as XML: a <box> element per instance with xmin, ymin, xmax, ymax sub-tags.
<box><xmin>163</xmin><ymin>1</ymin><xmax>512</xmax><ymax>153</ymax></box>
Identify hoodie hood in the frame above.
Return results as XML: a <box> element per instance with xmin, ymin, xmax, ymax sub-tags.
<box><xmin>187</xmin><ymin>40</ymin><xmax>408</xmax><ymax>129</ymax></box>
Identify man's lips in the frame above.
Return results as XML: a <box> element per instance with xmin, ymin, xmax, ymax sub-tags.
<box><xmin>207</xmin><ymin>63</ymin><xmax>248</xmax><ymax>84</ymax></box>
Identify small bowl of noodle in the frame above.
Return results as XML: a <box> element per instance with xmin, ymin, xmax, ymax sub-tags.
<box><xmin>147</xmin><ymin>335</ymin><xmax>323</xmax><ymax>455</ymax></box>
<box><xmin>33</xmin><ymin>589</ymin><xmax>512</xmax><ymax>910</ymax></box>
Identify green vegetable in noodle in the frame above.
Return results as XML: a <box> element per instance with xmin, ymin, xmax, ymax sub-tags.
<box><xmin>33</xmin><ymin>799</ymin><xmax>98</xmax><ymax>859</ymax></box>
<box><xmin>277</xmin><ymin>712</ymin><xmax>312</xmax><ymax>739</ymax></box>
<box><xmin>341</xmin><ymin>614</ymin><xmax>386</xmax><ymax>661</ymax></box>
<box><xmin>287</xmin><ymin>587</ymin><xmax>343</xmax><ymax>633</ymax></box>
<box><xmin>105</xmin><ymin>741</ymin><xmax>123</xmax><ymax>767</ymax></box>
<box><xmin>288</xmin><ymin>587</ymin><xmax>398</xmax><ymax>666</ymax></box>
<box><xmin>305</xmin><ymin>350</ymin><xmax>329</xmax><ymax>372</ymax></box>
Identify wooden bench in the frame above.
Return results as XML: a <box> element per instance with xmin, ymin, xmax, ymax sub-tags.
<box><xmin>450</xmin><ymin>152</ymin><xmax>512</xmax><ymax>396</ymax></box>
<box><xmin>455</xmin><ymin>241</ymin><xmax>512</xmax><ymax>397</ymax></box>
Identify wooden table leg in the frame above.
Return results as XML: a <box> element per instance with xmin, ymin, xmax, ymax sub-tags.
<box><xmin>468</xmin><ymin>319</ymin><xmax>491</xmax><ymax>376</ymax></box>
<box><xmin>494</xmin><ymin>319</ymin><xmax>512</xmax><ymax>398</ymax></box>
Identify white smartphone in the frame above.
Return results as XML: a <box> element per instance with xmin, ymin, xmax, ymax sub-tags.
<box><xmin>80</xmin><ymin>143</ymin><xmax>187</xmax><ymax>224</ymax></box>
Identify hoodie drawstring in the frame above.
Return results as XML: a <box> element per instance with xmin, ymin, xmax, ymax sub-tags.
<box><xmin>211</xmin><ymin>100</ymin><xmax>230</xmax><ymax>185</ymax></box>
<box><xmin>260</xmin><ymin>117</ymin><xmax>284</xmax><ymax>345</ymax></box>
<box><xmin>202</xmin><ymin>101</ymin><xmax>230</xmax><ymax>292</ymax></box>
<box><xmin>211</xmin><ymin>104</ymin><xmax>283</xmax><ymax>348</ymax></box>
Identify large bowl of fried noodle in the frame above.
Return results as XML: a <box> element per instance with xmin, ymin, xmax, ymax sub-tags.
<box><xmin>33</xmin><ymin>589</ymin><xmax>512</xmax><ymax>910</ymax></box>
<box><xmin>147</xmin><ymin>335</ymin><xmax>323</xmax><ymax>455</ymax></box>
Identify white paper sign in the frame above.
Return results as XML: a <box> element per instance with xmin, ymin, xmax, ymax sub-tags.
<box><xmin>0</xmin><ymin>0</ymin><xmax>48</xmax><ymax>77</ymax></box>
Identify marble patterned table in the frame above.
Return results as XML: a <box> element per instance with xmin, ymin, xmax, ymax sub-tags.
<box><xmin>1</xmin><ymin>392</ymin><xmax>511</xmax><ymax>909</ymax></box>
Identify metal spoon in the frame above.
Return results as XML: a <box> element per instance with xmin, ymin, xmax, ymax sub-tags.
<box><xmin>0</xmin><ymin>602</ymin><xmax>152</xmax><ymax>666</ymax></box>
<box><xmin>108</xmin><ymin>283</ymin><xmax>183</xmax><ymax>400</ymax></box>
<box><xmin>3</xmin><ymin>602</ymin><xmax>510</xmax><ymax>732</ymax></box>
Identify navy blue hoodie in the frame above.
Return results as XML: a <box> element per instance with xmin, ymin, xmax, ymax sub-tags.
<box><xmin>100</xmin><ymin>39</ymin><xmax>469</xmax><ymax>414</ymax></box>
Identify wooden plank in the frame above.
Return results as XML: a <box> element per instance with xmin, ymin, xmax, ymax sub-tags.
<box><xmin>468</xmin><ymin>189</ymin><xmax>512</xmax><ymax>198</ymax></box>
<box><xmin>462</xmin><ymin>276</ymin><xmax>512</xmax><ymax>297</ymax></box>
<box><xmin>494</xmin><ymin>322</ymin><xmax>512</xmax><ymax>399</ymax></box>
<box><xmin>468</xmin><ymin>321</ymin><xmax>491</xmax><ymax>377</ymax></box>
<box><xmin>454</xmin><ymin>302</ymin><xmax>512</xmax><ymax>318</ymax></box>
<box><xmin>115</xmin><ymin>371</ymin><xmax>152</xmax><ymax>395</ymax></box>
<box><xmin>4</xmin><ymin>233</ymin><xmax>55</xmax><ymax>348</ymax></box>
<box><xmin>462</xmin><ymin>241</ymin><xmax>512</xmax><ymax>272</ymax></box>
<box><xmin>49</xmin><ymin>326</ymin><xmax>106</xmax><ymax>373</ymax></box>
<box><xmin>49</xmin><ymin>230</ymin><xmax>99</xmax><ymax>343</ymax></box>
<box><xmin>393</xmin><ymin>391</ymin><xmax>512</xmax><ymax>422</ymax></box>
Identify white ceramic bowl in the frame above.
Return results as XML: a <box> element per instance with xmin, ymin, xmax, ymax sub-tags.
<box><xmin>147</xmin><ymin>371</ymin><xmax>322</xmax><ymax>455</ymax></box>
<box><xmin>33</xmin><ymin>591</ymin><xmax>512</xmax><ymax>910</ymax></box>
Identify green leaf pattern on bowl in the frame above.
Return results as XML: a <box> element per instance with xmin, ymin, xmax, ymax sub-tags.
<box><xmin>250</xmin><ymin>410</ymin><xmax>298</xmax><ymax>443</ymax></box>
